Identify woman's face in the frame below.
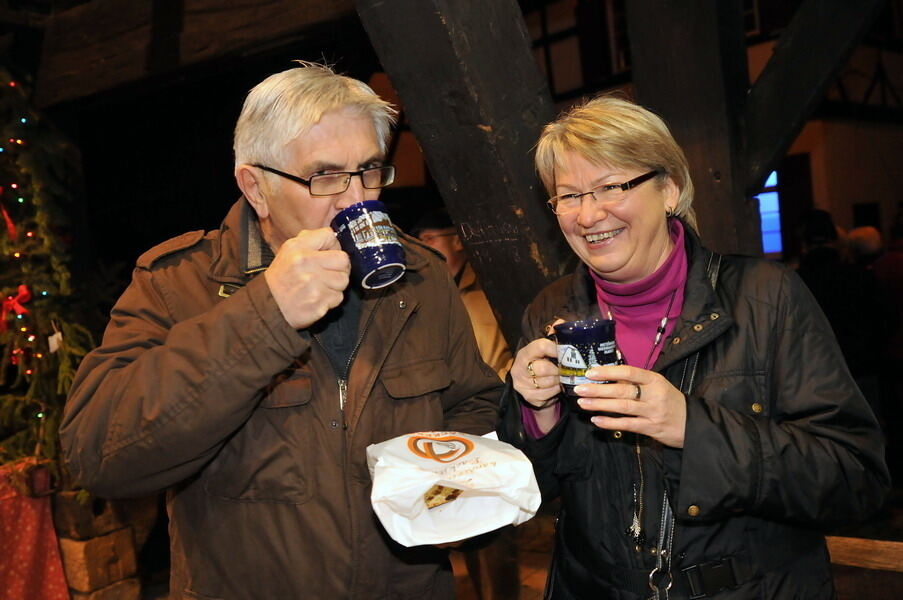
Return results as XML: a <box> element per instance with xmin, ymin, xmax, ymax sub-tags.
<box><xmin>554</xmin><ymin>150</ymin><xmax>679</xmax><ymax>284</ymax></box>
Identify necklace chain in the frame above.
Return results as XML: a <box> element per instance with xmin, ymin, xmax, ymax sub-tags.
<box><xmin>602</xmin><ymin>289</ymin><xmax>677</xmax><ymax>545</ymax></box>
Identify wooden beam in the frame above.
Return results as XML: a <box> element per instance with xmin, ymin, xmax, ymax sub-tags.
<box><xmin>744</xmin><ymin>0</ymin><xmax>886</xmax><ymax>193</ymax></box>
<box><xmin>626</xmin><ymin>0</ymin><xmax>762</xmax><ymax>256</ymax></box>
<box><xmin>357</xmin><ymin>0</ymin><xmax>570</xmax><ymax>348</ymax></box>
<box><xmin>35</xmin><ymin>0</ymin><xmax>355</xmax><ymax>107</ymax></box>
<box><xmin>827</xmin><ymin>536</ymin><xmax>903</xmax><ymax>572</ymax></box>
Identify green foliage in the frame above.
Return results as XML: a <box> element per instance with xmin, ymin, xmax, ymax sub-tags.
<box><xmin>0</xmin><ymin>67</ymin><xmax>93</xmax><ymax>482</ymax></box>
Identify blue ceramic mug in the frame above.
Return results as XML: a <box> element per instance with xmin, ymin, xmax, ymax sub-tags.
<box><xmin>330</xmin><ymin>200</ymin><xmax>406</xmax><ymax>290</ymax></box>
<box><xmin>554</xmin><ymin>318</ymin><xmax>623</xmax><ymax>412</ymax></box>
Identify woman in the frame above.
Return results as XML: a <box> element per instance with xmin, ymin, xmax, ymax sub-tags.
<box><xmin>500</xmin><ymin>96</ymin><xmax>889</xmax><ymax>599</ymax></box>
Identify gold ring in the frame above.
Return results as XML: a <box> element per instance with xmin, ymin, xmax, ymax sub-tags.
<box><xmin>633</xmin><ymin>383</ymin><xmax>642</xmax><ymax>400</ymax></box>
<box><xmin>526</xmin><ymin>360</ymin><xmax>540</xmax><ymax>389</ymax></box>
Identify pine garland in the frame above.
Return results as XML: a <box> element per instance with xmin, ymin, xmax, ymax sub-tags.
<box><xmin>0</xmin><ymin>67</ymin><xmax>94</xmax><ymax>486</ymax></box>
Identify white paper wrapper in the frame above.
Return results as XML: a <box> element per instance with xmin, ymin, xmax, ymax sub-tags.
<box><xmin>367</xmin><ymin>431</ymin><xmax>541</xmax><ymax>547</ymax></box>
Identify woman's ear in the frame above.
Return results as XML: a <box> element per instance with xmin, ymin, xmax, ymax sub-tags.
<box><xmin>235</xmin><ymin>165</ymin><xmax>270</xmax><ymax>219</ymax></box>
<box><xmin>663</xmin><ymin>176</ymin><xmax>680</xmax><ymax>215</ymax></box>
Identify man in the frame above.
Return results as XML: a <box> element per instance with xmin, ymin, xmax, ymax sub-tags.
<box><xmin>413</xmin><ymin>207</ymin><xmax>517</xmax><ymax>600</ymax></box>
<box><xmin>61</xmin><ymin>62</ymin><xmax>502</xmax><ymax>600</ymax></box>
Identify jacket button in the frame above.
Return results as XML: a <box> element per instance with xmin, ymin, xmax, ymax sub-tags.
<box><xmin>709</xmin><ymin>313</ymin><xmax>719</xmax><ymax>320</ymax></box>
<box><xmin>613</xmin><ymin>431</ymin><xmax>623</xmax><ymax>439</ymax></box>
<box><xmin>692</xmin><ymin>324</ymin><xmax>704</xmax><ymax>332</ymax></box>
<box><xmin>398</xmin><ymin>300</ymin><xmax>407</xmax><ymax>309</ymax></box>
<box><xmin>330</xmin><ymin>420</ymin><xmax>339</xmax><ymax>428</ymax></box>
<box><xmin>687</xmin><ymin>504</ymin><xmax>701</xmax><ymax>517</ymax></box>
<box><xmin>751</xmin><ymin>402</ymin><xmax>763</xmax><ymax>414</ymax></box>
<box><xmin>672</xmin><ymin>337</ymin><xmax>681</xmax><ymax>345</ymax></box>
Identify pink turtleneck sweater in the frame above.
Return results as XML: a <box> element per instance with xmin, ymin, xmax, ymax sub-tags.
<box><xmin>522</xmin><ymin>220</ymin><xmax>687</xmax><ymax>438</ymax></box>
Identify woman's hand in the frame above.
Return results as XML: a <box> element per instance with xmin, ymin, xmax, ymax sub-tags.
<box><xmin>575</xmin><ymin>365</ymin><xmax>687</xmax><ymax>448</ymax></box>
<box><xmin>511</xmin><ymin>338</ymin><xmax>560</xmax><ymax>408</ymax></box>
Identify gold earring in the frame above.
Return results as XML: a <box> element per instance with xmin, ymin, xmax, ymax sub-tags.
<box><xmin>666</xmin><ymin>207</ymin><xmax>675</xmax><ymax>217</ymax></box>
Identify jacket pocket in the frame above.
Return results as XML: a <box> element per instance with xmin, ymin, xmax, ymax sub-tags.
<box><xmin>260</xmin><ymin>369</ymin><xmax>313</xmax><ymax>407</ymax></box>
<box><xmin>203</xmin><ymin>369</ymin><xmax>313</xmax><ymax>504</ymax></box>
<box><xmin>694</xmin><ymin>371</ymin><xmax>769</xmax><ymax>417</ymax></box>
<box><xmin>381</xmin><ymin>358</ymin><xmax>451</xmax><ymax>398</ymax></box>
<box><xmin>375</xmin><ymin>359</ymin><xmax>452</xmax><ymax>443</ymax></box>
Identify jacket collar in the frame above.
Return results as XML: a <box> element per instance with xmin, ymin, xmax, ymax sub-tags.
<box><xmin>207</xmin><ymin>199</ymin><xmax>430</xmax><ymax>286</ymax></box>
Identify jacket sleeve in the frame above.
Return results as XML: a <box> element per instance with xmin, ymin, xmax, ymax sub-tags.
<box><xmin>674</xmin><ymin>268</ymin><xmax>890</xmax><ymax>526</ymax></box>
<box><xmin>60</xmin><ymin>267</ymin><xmax>309</xmax><ymax>498</ymax></box>
<box><xmin>497</xmin><ymin>305</ymin><xmax>568</xmax><ymax>502</ymax></box>
<box><xmin>438</xmin><ymin>267</ymin><xmax>503</xmax><ymax>435</ymax></box>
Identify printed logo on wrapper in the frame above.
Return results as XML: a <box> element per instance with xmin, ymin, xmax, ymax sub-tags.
<box><xmin>407</xmin><ymin>434</ymin><xmax>475</xmax><ymax>463</ymax></box>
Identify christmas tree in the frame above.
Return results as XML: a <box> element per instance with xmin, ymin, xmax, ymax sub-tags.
<box><xmin>0</xmin><ymin>66</ymin><xmax>94</xmax><ymax>488</ymax></box>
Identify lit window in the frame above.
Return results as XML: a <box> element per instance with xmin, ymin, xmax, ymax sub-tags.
<box><xmin>758</xmin><ymin>171</ymin><xmax>782</xmax><ymax>255</ymax></box>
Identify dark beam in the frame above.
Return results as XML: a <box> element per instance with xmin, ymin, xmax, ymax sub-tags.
<box><xmin>357</xmin><ymin>0</ymin><xmax>570</xmax><ymax>348</ymax></box>
<box><xmin>626</xmin><ymin>0</ymin><xmax>762</xmax><ymax>256</ymax></box>
<box><xmin>35</xmin><ymin>0</ymin><xmax>355</xmax><ymax>107</ymax></box>
<box><xmin>744</xmin><ymin>0</ymin><xmax>886</xmax><ymax>193</ymax></box>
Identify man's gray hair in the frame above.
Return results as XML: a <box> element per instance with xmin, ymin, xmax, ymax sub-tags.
<box><xmin>234</xmin><ymin>61</ymin><xmax>397</xmax><ymax>169</ymax></box>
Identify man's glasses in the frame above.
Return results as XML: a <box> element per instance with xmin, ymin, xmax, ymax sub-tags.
<box><xmin>254</xmin><ymin>164</ymin><xmax>395</xmax><ymax>197</ymax></box>
<box><xmin>547</xmin><ymin>170</ymin><xmax>661</xmax><ymax>215</ymax></box>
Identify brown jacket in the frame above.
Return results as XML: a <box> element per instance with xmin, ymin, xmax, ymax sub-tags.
<box><xmin>457</xmin><ymin>262</ymin><xmax>513</xmax><ymax>380</ymax></box>
<box><xmin>61</xmin><ymin>200</ymin><xmax>502</xmax><ymax>600</ymax></box>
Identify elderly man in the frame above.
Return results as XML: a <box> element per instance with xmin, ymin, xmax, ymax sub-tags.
<box><xmin>61</xmin><ymin>62</ymin><xmax>502</xmax><ymax>600</ymax></box>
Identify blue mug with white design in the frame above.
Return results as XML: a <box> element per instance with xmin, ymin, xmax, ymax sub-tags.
<box><xmin>330</xmin><ymin>200</ymin><xmax>406</xmax><ymax>290</ymax></box>
<box><xmin>554</xmin><ymin>318</ymin><xmax>623</xmax><ymax>414</ymax></box>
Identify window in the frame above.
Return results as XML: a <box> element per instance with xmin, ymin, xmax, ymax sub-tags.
<box><xmin>757</xmin><ymin>171</ymin><xmax>782</xmax><ymax>255</ymax></box>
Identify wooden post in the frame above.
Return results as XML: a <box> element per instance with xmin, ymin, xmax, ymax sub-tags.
<box><xmin>626</xmin><ymin>0</ymin><xmax>761</xmax><ymax>256</ymax></box>
<box><xmin>357</xmin><ymin>0</ymin><xmax>571</xmax><ymax>347</ymax></box>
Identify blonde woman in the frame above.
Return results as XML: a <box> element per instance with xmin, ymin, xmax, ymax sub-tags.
<box><xmin>501</xmin><ymin>96</ymin><xmax>888</xmax><ymax>599</ymax></box>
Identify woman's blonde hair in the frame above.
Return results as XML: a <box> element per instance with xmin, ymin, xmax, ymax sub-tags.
<box><xmin>535</xmin><ymin>95</ymin><xmax>696</xmax><ymax>230</ymax></box>
<box><xmin>234</xmin><ymin>61</ymin><xmax>397</xmax><ymax>169</ymax></box>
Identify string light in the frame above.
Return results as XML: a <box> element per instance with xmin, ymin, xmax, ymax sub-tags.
<box><xmin>20</xmin><ymin>118</ymin><xmax>27</xmax><ymax>124</ymax></box>
<box><xmin>25</xmin><ymin>369</ymin><xmax>32</xmax><ymax>375</ymax></box>
<box><xmin>26</xmin><ymin>231</ymin><xmax>34</xmax><ymax>237</ymax></box>
<box><xmin>35</xmin><ymin>353</ymin><xmax>43</xmax><ymax>359</ymax></box>
<box><xmin>35</xmin><ymin>412</ymin><xmax>44</xmax><ymax>419</ymax></box>
<box><xmin>13</xmin><ymin>252</ymin><xmax>21</xmax><ymax>258</ymax></box>
<box><xmin>19</xmin><ymin>326</ymin><xmax>27</xmax><ymax>332</ymax></box>
<box><xmin>41</xmin><ymin>291</ymin><xmax>48</xmax><ymax>296</ymax></box>
<box><xmin>27</xmin><ymin>335</ymin><xmax>35</xmax><ymax>342</ymax></box>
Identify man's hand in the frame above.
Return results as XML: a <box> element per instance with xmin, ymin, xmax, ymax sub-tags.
<box><xmin>264</xmin><ymin>228</ymin><xmax>351</xmax><ymax>329</ymax></box>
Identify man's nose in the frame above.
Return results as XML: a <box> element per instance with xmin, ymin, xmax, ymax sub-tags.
<box><xmin>334</xmin><ymin>174</ymin><xmax>368</xmax><ymax>210</ymax></box>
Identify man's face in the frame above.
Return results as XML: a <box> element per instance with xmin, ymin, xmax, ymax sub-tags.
<box><xmin>417</xmin><ymin>227</ymin><xmax>461</xmax><ymax>265</ymax></box>
<box><xmin>258</xmin><ymin>107</ymin><xmax>384</xmax><ymax>250</ymax></box>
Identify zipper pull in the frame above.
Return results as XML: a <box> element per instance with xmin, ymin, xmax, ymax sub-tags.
<box><xmin>338</xmin><ymin>378</ymin><xmax>348</xmax><ymax>411</ymax></box>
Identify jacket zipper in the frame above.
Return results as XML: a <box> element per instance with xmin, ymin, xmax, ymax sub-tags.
<box><xmin>311</xmin><ymin>293</ymin><xmax>384</xmax><ymax>430</ymax></box>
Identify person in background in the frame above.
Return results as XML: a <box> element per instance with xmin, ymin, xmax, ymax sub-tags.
<box><xmin>847</xmin><ymin>225</ymin><xmax>883</xmax><ymax>268</ymax></box>
<box><xmin>60</xmin><ymin>62</ymin><xmax>502</xmax><ymax>600</ymax></box>
<box><xmin>413</xmin><ymin>207</ymin><xmax>513</xmax><ymax>380</ymax></box>
<box><xmin>796</xmin><ymin>210</ymin><xmax>893</xmax><ymax>418</ymax></box>
<box><xmin>500</xmin><ymin>96</ymin><xmax>888</xmax><ymax>599</ymax></box>
<box><xmin>413</xmin><ymin>205</ymin><xmax>518</xmax><ymax>600</ymax></box>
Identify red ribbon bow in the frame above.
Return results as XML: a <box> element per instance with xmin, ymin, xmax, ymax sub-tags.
<box><xmin>1</xmin><ymin>284</ymin><xmax>31</xmax><ymax>332</ymax></box>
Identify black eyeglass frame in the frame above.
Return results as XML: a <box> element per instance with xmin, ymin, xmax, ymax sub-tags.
<box><xmin>252</xmin><ymin>164</ymin><xmax>396</xmax><ymax>197</ymax></box>
<box><xmin>547</xmin><ymin>170</ymin><xmax>662</xmax><ymax>214</ymax></box>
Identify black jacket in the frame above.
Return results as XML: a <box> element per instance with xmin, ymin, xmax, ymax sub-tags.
<box><xmin>500</xmin><ymin>225</ymin><xmax>889</xmax><ymax>599</ymax></box>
